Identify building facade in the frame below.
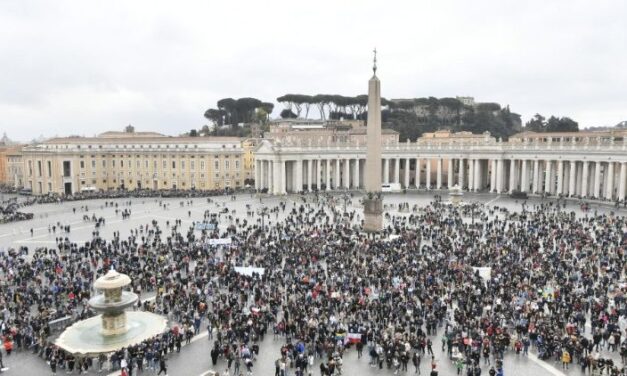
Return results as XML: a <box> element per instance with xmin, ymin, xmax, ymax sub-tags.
<box><xmin>21</xmin><ymin>132</ymin><xmax>253</xmax><ymax>195</ymax></box>
<box><xmin>254</xmin><ymin>126</ymin><xmax>627</xmax><ymax>201</ymax></box>
<box><xmin>0</xmin><ymin>145</ymin><xmax>24</xmax><ymax>188</ymax></box>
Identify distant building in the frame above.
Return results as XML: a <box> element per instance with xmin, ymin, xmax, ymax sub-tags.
<box><xmin>21</xmin><ymin>131</ymin><xmax>253</xmax><ymax>195</ymax></box>
<box><xmin>0</xmin><ymin>145</ymin><xmax>24</xmax><ymax>188</ymax></box>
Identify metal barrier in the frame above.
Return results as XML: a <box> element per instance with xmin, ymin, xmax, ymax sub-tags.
<box><xmin>48</xmin><ymin>316</ymin><xmax>73</xmax><ymax>332</ymax></box>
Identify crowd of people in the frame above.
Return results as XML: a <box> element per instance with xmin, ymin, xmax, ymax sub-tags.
<box><xmin>0</xmin><ymin>191</ymin><xmax>625</xmax><ymax>376</ymax></box>
<box><xmin>0</xmin><ymin>198</ymin><xmax>34</xmax><ymax>224</ymax></box>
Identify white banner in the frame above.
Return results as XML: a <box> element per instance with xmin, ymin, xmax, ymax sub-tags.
<box><xmin>234</xmin><ymin>266</ymin><xmax>265</xmax><ymax>276</ymax></box>
<box><xmin>207</xmin><ymin>238</ymin><xmax>232</xmax><ymax>246</ymax></box>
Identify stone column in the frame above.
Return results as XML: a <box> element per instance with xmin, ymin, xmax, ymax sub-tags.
<box><xmin>280</xmin><ymin>161</ymin><xmax>287</xmax><ymax>194</ymax></box>
<box><xmin>254</xmin><ymin>160</ymin><xmax>260</xmax><ymax>190</ymax></box>
<box><xmin>576</xmin><ymin>163</ymin><xmax>583</xmax><ymax>196</ymax></box>
<box><xmin>619</xmin><ymin>162</ymin><xmax>626</xmax><ymax>201</ymax></box>
<box><xmin>544</xmin><ymin>161</ymin><xmax>552</xmax><ymax>194</ymax></box>
<box><xmin>325</xmin><ymin>159</ymin><xmax>330</xmax><ymax>190</ymax></box>
<box><xmin>335</xmin><ymin>159</ymin><xmax>340</xmax><ymax>189</ymax></box>
<box><xmin>532</xmin><ymin>160</ymin><xmax>539</xmax><ymax>193</ymax></box>
<box><xmin>556</xmin><ymin>161</ymin><xmax>564</xmax><ymax>195</ymax></box>
<box><xmin>344</xmin><ymin>158</ymin><xmax>350</xmax><ymax>189</ymax></box>
<box><xmin>426</xmin><ymin>159</ymin><xmax>431</xmax><ymax>189</ymax></box>
<box><xmin>383</xmin><ymin>158</ymin><xmax>390</xmax><ymax>184</ymax></box>
<box><xmin>307</xmin><ymin>159</ymin><xmax>313</xmax><ymax>192</ymax></box>
<box><xmin>520</xmin><ymin>160</ymin><xmax>528</xmax><ymax>192</ymax></box>
<box><xmin>581</xmin><ymin>161</ymin><xmax>589</xmax><ymax>197</ymax></box>
<box><xmin>568</xmin><ymin>161</ymin><xmax>576</xmax><ymax>196</ymax></box>
<box><xmin>496</xmin><ymin>159</ymin><xmax>504</xmax><ymax>193</ymax></box>
<box><xmin>593</xmin><ymin>161</ymin><xmax>601</xmax><ymax>198</ymax></box>
<box><xmin>271</xmin><ymin>160</ymin><xmax>279</xmax><ymax>194</ymax></box>
<box><xmin>606</xmin><ymin>161</ymin><xmax>614</xmax><ymax>199</ymax></box>
<box><xmin>474</xmin><ymin>159</ymin><xmax>482</xmax><ymax>192</ymax></box>
<box><xmin>509</xmin><ymin>159</ymin><xmax>517</xmax><ymax>193</ymax></box>
<box><xmin>316</xmin><ymin>159</ymin><xmax>322</xmax><ymax>190</ymax></box>
<box><xmin>258</xmin><ymin>160</ymin><xmax>265</xmax><ymax>189</ymax></box>
<box><xmin>404</xmin><ymin>158</ymin><xmax>410</xmax><ymax>188</ymax></box>
<box><xmin>415</xmin><ymin>158</ymin><xmax>421</xmax><ymax>188</ymax></box>
<box><xmin>448</xmin><ymin>159</ymin><xmax>454</xmax><ymax>189</ymax></box>
<box><xmin>459</xmin><ymin>159</ymin><xmax>465</xmax><ymax>189</ymax></box>
<box><xmin>354</xmin><ymin>159</ymin><xmax>360</xmax><ymax>189</ymax></box>
<box><xmin>468</xmin><ymin>159</ymin><xmax>475</xmax><ymax>191</ymax></box>
<box><xmin>394</xmin><ymin>158</ymin><xmax>400</xmax><ymax>184</ymax></box>
<box><xmin>490</xmin><ymin>159</ymin><xmax>497</xmax><ymax>192</ymax></box>
<box><xmin>266</xmin><ymin>161</ymin><xmax>272</xmax><ymax>192</ymax></box>
<box><xmin>436</xmin><ymin>158</ymin><xmax>442</xmax><ymax>189</ymax></box>
<box><xmin>296</xmin><ymin>159</ymin><xmax>303</xmax><ymax>192</ymax></box>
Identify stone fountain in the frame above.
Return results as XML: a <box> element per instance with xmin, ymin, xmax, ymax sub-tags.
<box><xmin>56</xmin><ymin>269</ymin><xmax>167</xmax><ymax>355</ymax></box>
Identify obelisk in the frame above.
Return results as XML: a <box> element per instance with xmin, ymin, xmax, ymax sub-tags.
<box><xmin>363</xmin><ymin>49</ymin><xmax>383</xmax><ymax>233</ymax></box>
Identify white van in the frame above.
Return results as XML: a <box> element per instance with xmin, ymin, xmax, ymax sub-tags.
<box><xmin>382</xmin><ymin>183</ymin><xmax>401</xmax><ymax>192</ymax></box>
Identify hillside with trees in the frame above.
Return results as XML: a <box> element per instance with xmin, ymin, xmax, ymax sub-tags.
<box><xmin>194</xmin><ymin>94</ymin><xmax>582</xmax><ymax>142</ymax></box>
<box><xmin>276</xmin><ymin>94</ymin><xmax>523</xmax><ymax>141</ymax></box>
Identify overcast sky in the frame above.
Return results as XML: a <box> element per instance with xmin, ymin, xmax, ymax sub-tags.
<box><xmin>1</xmin><ymin>0</ymin><xmax>625</xmax><ymax>141</ymax></box>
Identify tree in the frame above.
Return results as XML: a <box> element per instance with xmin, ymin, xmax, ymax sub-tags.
<box><xmin>280</xmin><ymin>109</ymin><xmax>298</xmax><ymax>119</ymax></box>
<box><xmin>546</xmin><ymin>116</ymin><xmax>579</xmax><ymax>132</ymax></box>
<box><xmin>217</xmin><ymin>98</ymin><xmax>237</xmax><ymax>125</ymax></box>
<box><xmin>200</xmin><ymin>125</ymin><xmax>211</xmax><ymax>136</ymax></box>
<box><xmin>189</xmin><ymin>129</ymin><xmax>199</xmax><ymax>137</ymax></box>
<box><xmin>204</xmin><ymin>109</ymin><xmax>225</xmax><ymax>126</ymax></box>
<box><xmin>260</xmin><ymin>102</ymin><xmax>274</xmax><ymax>116</ymax></box>
<box><xmin>525</xmin><ymin>114</ymin><xmax>546</xmax><ymax>132</ymax></box>
<box><xmin>124</xmin><ymin>124</ymin><xmax>135</xmax><ymax>133</ymax></box>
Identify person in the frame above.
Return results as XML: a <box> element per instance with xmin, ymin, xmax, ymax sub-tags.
<box><xmin>50</xmin><ymin>356</ymin><xmax>57</xmax><ymax>375</ymax></box>
<box><xmin>412</xmin><ymin>352</ymin><xmax>420</xmax><ymax>374</ymax></box>
<box><xmin>561</xmin><ymin>350</ymin><xmax>570</xmax><ymax>370</ymax></box>
<box><xmin>157</xmin><ymin>356</ymin><xmax>167</xmax><ymax>376</ymax></box>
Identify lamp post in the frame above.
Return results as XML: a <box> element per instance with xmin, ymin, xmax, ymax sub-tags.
<box><xmin>256</xmin><ymin>205</ymin><xmax>268</xmax><ymax>234</ymax></box>
<box><xmin>341</xmin><ymin>191</ymin><xmax>350</xmax><ymax>214</ymax></box>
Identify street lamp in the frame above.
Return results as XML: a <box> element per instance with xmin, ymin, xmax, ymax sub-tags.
<box><xmin>256</xmin><ymin>205</ymin><xmax>269</xmax><ymax>234</ymax></box>
<box><xmin>341</xmin><ymin>191</ymin><xmax>350</xmax><ymax>214</ymax></box>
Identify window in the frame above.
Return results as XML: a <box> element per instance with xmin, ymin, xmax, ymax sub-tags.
<box><xmin>92</xmin><ymin>160</ymin><xmax>96</xmax><ymax>168</ymax></box>
<box><xmin>153</xmin><ymin>161</ymin><xmax>157</xmax><ymax>169</ymax></box>
<box><xmin>63</xmin><ymin>161</ymin><xmax>71</xmax><ymax>177</ymax></box>
<box><xmin>225</xmin><ymin>160</ymin><xmax>230</xmax><ymax>170</ymax></box>
<box><xmin>102</xmin><ymin>160</ymin><xmax>106</xmax><ymax>168</ymax></box>
<box><xmin>112</xmin><ymin>160</ymin><xmax>116</xmax><ymax>168</ymax></box>
<box><xmin>120</xmin><ymin>160</ymin><xmax>124</xmax><ymax>168</ymax></box>
<box><xmin>28</xmin><ymin>161</ymin><xmax>32</xmax><ymax>176</ymax></box>
<box><xmin>47</xmin><ymin>161</ymin><xmax>52</xmax><ymax>177</ymax></box>
<box><xmin>181</xmin><ymin>161</ymin><xmax>185</xmax><ymax>169</ymax></box>
<box><xmin>136</xmin><ymin>161</ymin><xmax>140</xmax><ymax>168</ymax></box>
<box><xmin>163</xmin><ymin>160</ymin><xmax>167</xmax><ymax>169</ymax></box>
<box><xmin>37</xmin><ymin>161</ymin><xmax>42</xmax><ymax>176</ymax></box>
<box><xmin>172</xmin><ymin>161</ymin><xmax>176</xmax><ymax>169</ymax></box>
<box><xmin>214</xmin><ymin>160</ymin><xmax>219</xmax><ymax>170</ymax></box>
<box><xmin>200</xmin><ymin>161</ymin><xmax>205</xmax><ymax>170</ymax></box>
<box><xmin>145</xmin><ymin>160</ymin><xmax>148</xmax><ymax>168</ymax></box>
<box><xmin>191</xmin><ymin>161</ymin><xmax>195</xmax><ymax>170</ymax></box>
<box><xmin>235</xmin><ymin>160</ymin><xmax>239</xmax><ymax>170</ymax></box>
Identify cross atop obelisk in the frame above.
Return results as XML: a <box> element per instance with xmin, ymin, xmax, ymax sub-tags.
<box><xmin>373</xmin><ymin>48</ymin><xmax>377</xmax><ymax>75</ymax></box>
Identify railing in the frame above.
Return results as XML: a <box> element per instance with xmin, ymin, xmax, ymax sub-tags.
<box><xmin>271</xmin><ymin>139</ymin><xmax>627</xmax><ymax>154</ymax></box>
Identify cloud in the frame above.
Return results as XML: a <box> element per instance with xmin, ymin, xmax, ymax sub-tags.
<box><xmin>0</xmin><ymin>0</ymin><xmax>625</xmax><ymax>141</ymax></box>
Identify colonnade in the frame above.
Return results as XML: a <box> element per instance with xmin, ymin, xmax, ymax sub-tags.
<box><xmin>255</xmin><ymin>156</ymin><xmax>627</xmax><ymax>201</ymax></box>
